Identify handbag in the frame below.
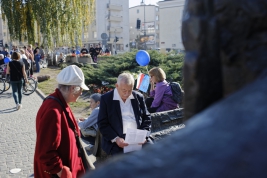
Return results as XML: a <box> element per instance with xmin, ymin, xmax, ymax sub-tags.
<box><xmin>81</xmin><ymin>126</ymin><xmax>97</xmax><ymax>137</ymax></box>
<box><xmin>44</xmin><ymin>96</ymin><xmax>92</xmax><ymax>170</ymax></box>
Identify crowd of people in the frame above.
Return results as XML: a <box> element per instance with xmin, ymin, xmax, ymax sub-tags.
<box><xmin>33</xmin><ymin>64</ymin><xmax>179</xmax><ymax>177</ymax></box>
<box><xmin>0</xmin><ymin>43</ymin><xmax>46</xmax><ymax>110</ymax></box>
<box><xmin>82</xmin><ymin>44</ymin><xmax>103</xmax><ymax>63</ymax></box>
<box><xmin>0</xmin><ymin>43</ymin><xmax>45</xmax><ymax>75</ymax></box>
<box><xmin>53</xmin><ymin>44</ymin><xmax>112</xmax><ymax>64</ymax></box>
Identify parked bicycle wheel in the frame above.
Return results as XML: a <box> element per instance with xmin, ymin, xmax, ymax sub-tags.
<box><xmin>0</xmin><ymin>78</ymin><xmax>5</xmax><ymax>94</ymax></box>
<box><xmin>4</xmin><ymin>80</ymin><xmax>10</xmax><ymax>91</ymax></box>
<box><xmin>23</xmin><ymin>77</ymin><xmax>37</xmax><ymax>95</ymax></box>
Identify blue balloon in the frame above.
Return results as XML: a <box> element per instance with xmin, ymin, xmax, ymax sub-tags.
<box><xmin>136</xmin><ymin>50</ymin><xmax>150</xmax><ymax>66</ymax></box>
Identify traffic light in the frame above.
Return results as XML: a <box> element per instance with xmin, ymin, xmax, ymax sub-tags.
<box><xmin>136</xmin><ymin>19</ymin><xmax>141</xmax><ymax>29</ymax></box>
<box><xmin>115</xmin><ymin>36</ymin><xmax>119</xmax><ymax>42</ymax></box>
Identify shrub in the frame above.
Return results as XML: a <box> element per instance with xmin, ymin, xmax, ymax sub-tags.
<box><xmin>82</xmin><ymin>51</ymin><xmax>184</xmax><ymax>90</ymax></box>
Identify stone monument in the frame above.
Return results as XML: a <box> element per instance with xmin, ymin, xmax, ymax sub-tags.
<box><xmin>83</xmin><ymin>0</ymin><xmax>267</xmax><ymax>177</ymax></box>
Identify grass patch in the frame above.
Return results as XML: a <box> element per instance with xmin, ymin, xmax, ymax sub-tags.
<box><xmin>37</xmin><ymin>66</ymin><xmax>90</xmax><ymax>117</ymax></box>
<box><xmin>38</xmin><ymin>78</ymin><xmax>58</xmax><ymax>95</ymax></box>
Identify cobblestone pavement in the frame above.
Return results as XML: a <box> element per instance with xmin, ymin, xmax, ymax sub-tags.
<box><xmin>0</xmin><ymin>88</ymin><xmax>45</xmax><ymax>177</ymax></box>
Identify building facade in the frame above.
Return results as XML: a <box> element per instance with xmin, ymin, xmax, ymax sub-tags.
<box><xmin>0</xmin><ymin>15</ymin><xmax>11</xmax><ymax>50</ymax></box>
<box><xmin>158</xmin><ymin>0</ymin><xmax>185</xmax><ymax>52</ymax></box>
<box><xmin>129</xmin><ymin>3</ymin><xmax>160</xmax><ymax>50</ymax></box>
<box><xmin>82</xmin><ymin>0</ymin><xmax>130</xmax><ymax>54</ymax></box>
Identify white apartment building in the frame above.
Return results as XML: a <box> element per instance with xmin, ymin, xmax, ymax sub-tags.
<box><xmin>129</xmin><ymin>3</ymin><xmax>160</xmax><ymax>50</ymax></box>
<box><xmin>0</xmin><ymin>15</ymin><xmax>11</xmax><ymax>49</ymax></box>
<box><xmin>158</xmin><ymin>0</ymin><xmax>185</xmax><ymax>52</ymax></box>
<box><xmin>82</xmin><ymin>0</ymin><xmax>130</xmax><ymax>53</ymax></box>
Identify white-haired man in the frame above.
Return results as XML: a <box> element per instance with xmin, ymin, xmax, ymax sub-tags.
<box><xmin>98</xmin><ymin>72</ymin><xmax>153</xmax><ymax>155</ymax></box>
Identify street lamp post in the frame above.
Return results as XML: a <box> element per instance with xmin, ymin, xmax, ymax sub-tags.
<box><xmin>141</xmin><ymin>0</ymin><xmax>147</xmax><ymax>50</ymax></box>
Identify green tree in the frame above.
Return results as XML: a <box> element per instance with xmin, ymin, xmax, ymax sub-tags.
<box><xmin>0</xmin><ymin>0</ymin><xmax>95</xmax><ymax>47</ymax></box>
<box><xmin>82</xmin><ymin>50</ymin><xmax>184</xmax><ymax>90</ymax></box>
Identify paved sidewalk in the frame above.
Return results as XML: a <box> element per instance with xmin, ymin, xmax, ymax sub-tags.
<box><xmin>0</xmin><ymin>88</ymin><xmax>45</xmax><ymax>177</ymax></box>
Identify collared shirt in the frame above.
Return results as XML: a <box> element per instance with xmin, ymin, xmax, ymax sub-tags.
<box><xmin>113</xmin><ymin>88</ymin><xmax>137</xmax><ymax>134</ymax></box>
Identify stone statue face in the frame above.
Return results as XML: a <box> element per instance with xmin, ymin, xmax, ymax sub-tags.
<box><xmin>182</xmin><ymin>0</ymin><xmax>267</xmax><ymax>119</ymax></box>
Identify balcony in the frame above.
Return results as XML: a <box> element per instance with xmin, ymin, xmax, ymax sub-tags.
<box><xmin>108</xmin><ymin>15</ymin><xmax>123</xmax><ymax>22</ymax></box>
<box><xmin>107</xmin><ymin>26</ymin><xmax>123</xmax><ymax>33</ymax></box>
<box><xmin>107</xmin><ymin>3</ymin><xmax>123</xmax><ymax>11</ymax></box>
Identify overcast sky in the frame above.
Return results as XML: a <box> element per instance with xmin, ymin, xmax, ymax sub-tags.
<box><xmin>129</xmin><ymin>0</ymin><xmax>159</xmax><ymax>8</ymax></box>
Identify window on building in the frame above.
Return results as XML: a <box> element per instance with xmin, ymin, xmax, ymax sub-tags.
<box><xmin>156</xmin><ymin>15</ymin><xmax>159</xmax><ymax>21</ymax></box>
<box><xmin>156</xmin><ymin>25</ymin><xmax>159</xmax><ymax>30</ymax></box>
<box><xmin>84</xmin><ymin>33</ymin><xmax>88</xmax><ymax>39</ymax></box>
<box><xmin>137</xmin><ymin>9</ymin><xmax>139</xmax><ymax>13</ymax></box>
<box><xmin>3</xmin><ymin>32</ymin><xmax>6</xmax><ymax>36</ymax></box>
<box><xmin>93</xmin><ymin>31</ymin><xmax>97</xmax><ymax>38</ymax></box>
<box><xmin>156</xmin><ymin>7</ymin><xmax>159</xmax><ymax>11</ymax></box>
<box><xmin>147</xmin><ymin>28</ymin><xmax>155</xmax><ymax>34</ymax></box>
<box><xmin>172</xmin><ymin>44</ymin><xmax>176</xmax><ymax>47</ymax></box>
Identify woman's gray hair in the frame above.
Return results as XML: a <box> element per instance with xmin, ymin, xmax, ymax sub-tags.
<box><xmin>58</xmin><ymin>84</ymin><xmax>80</xmax><ymax>94</ymax></box>
<box><xmin>117</xmin><ymin>73</ymin><xmax>134</xmax><ymax>86</ymax></box>
<box><xmin>90</xmin><ymin>93</ymin><xmax>101</xmax><ymax>102</ymax></box>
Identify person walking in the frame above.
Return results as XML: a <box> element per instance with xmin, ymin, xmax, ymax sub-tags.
<box><xmin>6</xmin><ymin>52</ymin><xmax>28</xmax><ymax>110</ymax></box>
<box><xmin>20</xmin><ymin>49</ymin><xmax>31</xmax><ymax>77</ymax></box>
<box><xmin>27</xmin><ymin>44</ymin><xmax>34</xmax><ymax>77</ymax></box>
<box><xmin>34</xmin><ymin>49</ymin><xmax>41</xmax><ymax>73</ymax></box>
<box><xmin>34</xmin><ymin>65</ymin><xmax>89</xmax><ymax>178</ymax></box>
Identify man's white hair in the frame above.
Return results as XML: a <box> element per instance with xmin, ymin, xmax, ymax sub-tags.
<box><xmin>117</xmin><ymin>73</ymin><xmax>134</xmax><ymax>86</ymax></box>
<box><xmin>0</xmin><ymin>54</ymin><xmax>4</xmax><ymax>59</ymax></box>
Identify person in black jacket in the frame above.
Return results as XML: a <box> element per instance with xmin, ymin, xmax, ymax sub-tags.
<box><xmin>80</xmin><ymin>45</ymin><xmax>89</xmax><ymax>54</ymax></box>
<box><xmin>97</xmin><ymin>73</ymin><xmax>153</xmax><ymax>156</ymax></box>
<box><xmin>89</xmin><ymin>45</ymin><xmax>96</xmax><ymax>62</ymax></box>
<box><xmin>6</xmin><ymin>52</ymin><xmax>28</xmax><ymax>110</ymax></box>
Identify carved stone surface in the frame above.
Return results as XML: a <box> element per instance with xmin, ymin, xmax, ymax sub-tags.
<box><xmin>150</xmin><ymin>108</ymin><xmax>184</xmax><ymax>141</ymax></box>
<box><xmin>182</xmin><ymin>0</ymin><xmax>267</xmax><ymax>119</ymax></box>
<box><xmin>82</xmin><ymin>0</ymin><xmax>267</xmax><ymax>177</ymax></box>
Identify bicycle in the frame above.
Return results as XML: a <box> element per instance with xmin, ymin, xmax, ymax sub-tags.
<box><xmin>22</xmin><ymin>76</ymin><xmax>37</xmax><ymax>95</ymax></box>
<box><xmin>0</xmin><ymin>64</ymin><xmax>10</xmax><ymax>94</ymax></box>
<box><xmin>0</xmin><ymin>77</ymin><xmax>6</xmax><ymax>94</ymax></box>
<box><xmin>0</xmin><ymin>64</ymin><xmax>37</xmax><ymax>95</ymax></box>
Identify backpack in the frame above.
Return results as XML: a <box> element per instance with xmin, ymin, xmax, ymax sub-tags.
<box><xmin>168</xmin><ymin>82</ymin><xmax>184</xmax><ymax>105</ymax></box>
<box><xmin>22</xmin><ymin>58</ymin><xmax>30</xmax><ymax>70</ymax></box>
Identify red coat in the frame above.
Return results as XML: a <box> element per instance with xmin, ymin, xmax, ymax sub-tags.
<box><xmin>34</xmin><ymin>89</ymin><xmax>85</xmax><ymax>178</ymax></box>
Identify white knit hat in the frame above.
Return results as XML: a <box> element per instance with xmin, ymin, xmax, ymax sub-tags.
<box><xmin>57</xmin><ymin>65</ymin><xmax>89</xmax><ymax>90</ymax></box>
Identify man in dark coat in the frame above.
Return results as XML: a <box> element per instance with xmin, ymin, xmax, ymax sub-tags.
<box><xmin>98</xmin><ymin>73</ymin><xmax>152</xmax><ymax>155</ymax></box>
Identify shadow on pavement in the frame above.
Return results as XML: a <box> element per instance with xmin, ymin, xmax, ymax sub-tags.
<box><xmin>0</xmin><ymin>107</ymin><xmax>17</xmax><ymax>113</ymax></box>
<box><xmin>0</xmin><ymin>92</ymin><xmax>12</xmax><ymax>98</ymax></box>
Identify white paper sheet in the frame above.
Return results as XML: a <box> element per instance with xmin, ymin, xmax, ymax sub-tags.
<box><xmin>124</xmin><ymin>128</ymin><xmax>147</xmax><ymax>153</ymax></box>
<box><xmin>124</xmin><ymin>144</ymin><xmax>142</xmax><ymax>153</ymax></box>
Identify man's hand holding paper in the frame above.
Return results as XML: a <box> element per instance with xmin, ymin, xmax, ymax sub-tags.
<box><xmin>124</xmin><ymin>128</ymin><xmax>148</xmax><ymax>153</ymax></box>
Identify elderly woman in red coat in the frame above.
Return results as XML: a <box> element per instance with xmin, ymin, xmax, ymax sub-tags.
<box><xmin>34</xmin><ymin>65</ymin><xmax>89</xmax><ymax>178</ymax></box>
